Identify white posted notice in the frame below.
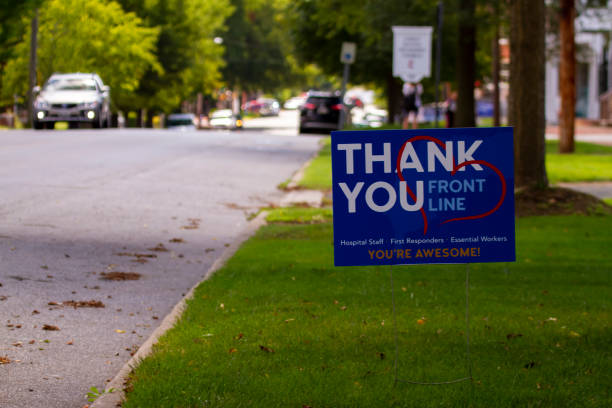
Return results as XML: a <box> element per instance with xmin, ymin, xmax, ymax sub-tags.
<box><xmin>392</xmin><ymin>26</ymin><xmax>433</xmax><ymax>83</ymax></box>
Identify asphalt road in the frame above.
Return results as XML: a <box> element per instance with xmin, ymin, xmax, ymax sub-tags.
<box><xmin>0</xmin><ymin>115</ymin><xmax>320</xmax><ymax>407</ymax></box>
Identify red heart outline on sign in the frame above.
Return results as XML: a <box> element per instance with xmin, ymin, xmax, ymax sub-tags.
<box><xmin>396</xmin><ymin>135</ymin><xmax>506</xmax><ymax>235</ymax></box>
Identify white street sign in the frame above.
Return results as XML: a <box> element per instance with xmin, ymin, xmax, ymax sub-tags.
<box><xmin>340</xmin><ymin>42</ymin><xmax>357</xmax><ymax>64</ymax></box>
<box><xmin>392</xmin><ymin>26</ymin><xmax>432</xmax><ymax>83</ymax></box>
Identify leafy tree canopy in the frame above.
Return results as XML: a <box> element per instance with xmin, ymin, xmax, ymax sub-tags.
<box><xmin>2</xmin><ymin>0</ymin><xmax>161</xmax><ymax>110</ymax></box>
<box><xmin>118</xmin><ymin>0</ymin><xmax>233</xmax><ymax>113</ymax></box>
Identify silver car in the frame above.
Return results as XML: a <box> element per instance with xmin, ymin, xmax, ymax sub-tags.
<box><xmin>33</xmin><ymin>73</ymin><xmax>111</xmax><ymax>129</ymax></box>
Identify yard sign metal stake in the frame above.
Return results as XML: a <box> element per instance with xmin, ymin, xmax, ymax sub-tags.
<box><xmin>390</xmin><ymin>264</ymin><xmax>472</xmax><ymax>386</ymax></box>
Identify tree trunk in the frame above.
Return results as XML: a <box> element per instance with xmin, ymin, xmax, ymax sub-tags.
<box><xmin>492</xmin><ymin>2</ymin><xmax>501</xmax><ymax>127</ymax></box>
<box><xmin>509</xmin><ymin>0</ymin><xmax>548</xmax><ymax>189</ymax></box>
<box><xmin>559</xmin><ymin>0</ymin><xmax>575</xmax><ymax>153</ymax></box>
<box><xmin>456</xmin><ymin>0</ymin><xmax>476</xmax><ymax>127</ymax></box>
<box><xmin>136</xmin><ymin>109</ymin><xmax>143</xmax><ymax>128</ymax></box>
<box><xmin>146</xmin><ymin>110</ymin><xmax>154</xmax><ymax>128</ymax></box>
<box><xmin>386</xmin><ymin>73</ymin><xmax>402</xmax><ymax>125</ymax></box>
<box><xmin>27</xmin><ymin>9</ymin><xmax>38</xmax><ymax>128</ymax></box>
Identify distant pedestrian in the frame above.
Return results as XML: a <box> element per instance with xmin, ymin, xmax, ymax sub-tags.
<box><xmin>445</xmin><ymin>91</ymin><xmax>457</xmax><ymax>128</ymax></box>
<box><xmin>402</xmin><ymin>82</ymin><xmax>423</xmax><ymax>129</ymax></box>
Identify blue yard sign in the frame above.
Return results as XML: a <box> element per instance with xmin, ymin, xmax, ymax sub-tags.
<box><xmin>331</xmin><ymin>128</ymin><xmax>515</xmax><ymax>266</ymax></box>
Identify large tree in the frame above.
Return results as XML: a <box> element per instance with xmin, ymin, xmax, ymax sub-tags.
<box><xmin>509</xmin><ymin>0</ymin><xmax>548</xmax><ymax>188</ymax></box>
<box><xmin>456</xmin><ymin>0</ymin><xmax>476</xmax><ymax>127</ymax></box>
<box><xmin>222</xmin><ymin>0</ymin><xmax>295</xmax><ymax>94</ymax></box>
<box><xmin>290</xmin><ymin>0</ymin><xmax>459</xmax><ymax>123</ymax></box>
<box><xmin>0</xmin><ymin>0</ymin><xmax>42</xmax><ymax>106</ymax></box>
<box><xmin>118</xmin><ymin>0</ymin><xmax>232</xmax><ymax>115</ymax></box>
<box><xmin>1</xmin><ymin>0</ymin><xmax>161</xmax><ymax>111</ymax></box>
<box><xmin>558</xmin><ymin>0</ymin><xmax>576</xmax><ymax>153</ymax></box>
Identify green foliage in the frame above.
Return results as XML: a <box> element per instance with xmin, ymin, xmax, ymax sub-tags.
<box><xmin>0</xmin><ymin>0</ymin><xmax>42</xmax><ymax>105</ymax></box>
<box><xmin>1</xmin><ymin>0</ymin><xmax>161</xmax><ymax>110</ymax></box>
<box><xmin>297</xmin><ymin>137</ymin><xmax>332</xmax><ymax>190</ymax></box>
<box><xmin>222</xmin><ymin>0</ymin><xmax>289</xmax><ymax>93</ymax></box>
<box><xmin>289</xmin><ymin>0</ymin><xmax>457</xmax><ymax>94</ymax></box>
<box><xmin>86</xmin><ymin>386</ymin><xmax>115</xmax><ymax>402</ymax></box>
<box><xmin>265</xmin><ymin>207</ymin><xmax>333</xmax><ymax>224</ymax></box>
<box><xmin>118</xmin><ymin>0</ymin><xmax>232</xmax><ymax>113</ymax></box>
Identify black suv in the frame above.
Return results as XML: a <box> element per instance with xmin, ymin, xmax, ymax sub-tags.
<box><xmin>299</xmin><ymin>91</ymin><xmax>343</xmax><ymax>134</ymax></box>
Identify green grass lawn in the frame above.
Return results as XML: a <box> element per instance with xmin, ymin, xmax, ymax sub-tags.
<box><xmin>545</xmin><ymin>141</ymin><xmax>612</xmax><ymax>183</ymax></box>
<box><xmin>122</xmin><ymin>211</ymin><xmax>611</xmax><ymax>407</ymax></box>
<box><xmin>298</xmin><ymin>138</ymin><xmax>332</xmax><ymax>190</ymax></box>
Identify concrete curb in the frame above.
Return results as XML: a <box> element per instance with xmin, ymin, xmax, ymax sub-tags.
<box><xmin>286</xmin><ymin>147</ymin><xmax>319</xmax><ymax>189</ymax></box>
<box><xmin>90</xmin><ymin>211</ymin><xmax>269</xmax><ymax>408</ymax></box>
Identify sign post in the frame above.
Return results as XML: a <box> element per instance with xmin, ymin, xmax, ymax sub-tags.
<box><xmin>338</xmin><ymin>42</ymin><xmax>356</xmax><ymax>130</ymax></box>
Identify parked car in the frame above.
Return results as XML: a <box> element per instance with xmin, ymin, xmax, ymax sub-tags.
<box><xmin>166</xmin><ymin>113</ymin><xmax>197</xmax><ymax>130</ymax></box>
<box><xmin>33</xmin><ymin>72</ymin><xmax>111</xmax><ymax>129</ymax></box>
<box><xmin>351</xmin><ymin>107</ymin><xmax>388</xmax><ymax>128</ymax></box>
<box><xmin>209</xmin><ymin>109</ymin><xmax>243</xmax><ymax>130</ymax></box>
<box><xmin>258</xmin><ymin>98</ymin><xmax>280</xmax><ymax>116</ymax></box>
<box><xmin>242</xmin><ymin>99</ymin><xmax>263</xmax><ymax>114</ymax></box>
<box><xmin>283</xmin><ymin>96</ymin><xmax>306</xmax><ymax>110</ymax></box>
<box><xmin>242</xmin><ymin>98</ymin><xmax>280</xmax><ymax>116</ymax></box>
<box><xmin>299</xmin><ymin>91</ymin><xmax>343</xmax><ymax>134</ymax></box>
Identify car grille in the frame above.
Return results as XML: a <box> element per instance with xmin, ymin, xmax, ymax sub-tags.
<box><xmin>51</xmin><ymin>103</ymin><xmax>78</xmax><ymax>109</ymax></box>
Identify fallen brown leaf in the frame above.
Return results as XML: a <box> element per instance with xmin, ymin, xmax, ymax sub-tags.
<box><xmin>229</xmin><ymin>348</ymin><xmax>238</xmax><ymax>354</ymax></box>
<box><xmin>115</xmin><ymin>252</ymin><xmax>157</xmax><ymax>258</ymax></box>
<box><xmin>181</xmin><ymin>218</ymin><xmax>201</xmax><ymax>230</ymax></box>
<box><xmin>62</xmin><ymin>300</ymin><xmax>105</xmax><ymax>308</ymax></box>
<box><xmin>169</xmin><ymin>238</ymin><xmax>185</xmax><ymax>243</ymax></box>
<box><xmin>0</xmin><ymin>356</ymin><xmax>10</xmax><ymax>364</ymax></box>
<box><xmin>259</xmin><ymin>345</ymin><xmax>275</xmax><ymax>353</ymax></box>
<box><xmin>42</xmin><ymin>324</ymin><xmax>59</xmax><ymax>331</ymax></box>
<box><xmin>148</xmin><ymin>243</ymin><xmax>169</xmax><ymax>252</ymax></box>
<box><xmin>100</xmin><ymin>272</ymin><xmax>141</xmax><ymax>281</ymax></box>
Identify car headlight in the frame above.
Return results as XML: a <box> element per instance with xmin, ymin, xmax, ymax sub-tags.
<box><xmin>35</xmin><ymin>100</ymin><xmax>49</xmax><ymax>109</ymax></box>
<box><xmin>81</xmin><ymin>101</ymin><xmax>99</xmax><ymax>109</ymax></box>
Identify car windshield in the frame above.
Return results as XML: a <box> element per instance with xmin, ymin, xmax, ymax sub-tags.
<box><xmin>167</xmin><ymin>117</ymin><xmax>194</xmax><ymax>126</ymax></box>
<box><xmin>309</xmin><ymin>96</ymin><xmax>340</xmax><ymax>105</ymax></box>
<box><xmin>45</xmin><ymin>78</ymin><xmax>97</xmax><ymax>92</ymax></box>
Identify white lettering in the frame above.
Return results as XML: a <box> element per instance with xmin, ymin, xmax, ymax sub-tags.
<box><xmin>338</xmin><ymin>182</ymin><xmax>364</xmax><ymax>213</ymax></box>
<box><xmin>365</xmin><ymin>143</ymin><xmax>391</xmax><ymax>174</ymax></box>
<box><xmin>365</xmin><ymin>181</ymin><xmax>396</xmax><ymax>212</ymax></box>
<box><xmin>427</xmin><ymin>141</ymin><xmax>454</xmax><ymax>172</ymax></box>
<box><xmin>399</xmin><ymin>180</ymin><xmax>424</xmax><ymax>211</ymax></box>
<box><xmin>398</xmin><ymin>143</ymin><xmax>424</xmax><ymax>173</ymax></box>
<box><xmin>337</xmin><ymin>143</ymin><xmax>362</xmax><ymax>174</ymax></box>
<box><xmin>457</xmin><ymin>140</ymin><xmax>483</xmax><ymax>170</ymax></box>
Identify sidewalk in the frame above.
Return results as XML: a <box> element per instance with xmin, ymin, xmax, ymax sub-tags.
<box><xmin>546</xmin><ymin>122</ymin><xmax>612</xmax><ymax>146</ymax></box>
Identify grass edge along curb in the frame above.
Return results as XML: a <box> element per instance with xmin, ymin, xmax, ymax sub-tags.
<box><xmin>90</xmin><ymin>211</ymin><xmax>269</xmax><ymax>408</ymax></box>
